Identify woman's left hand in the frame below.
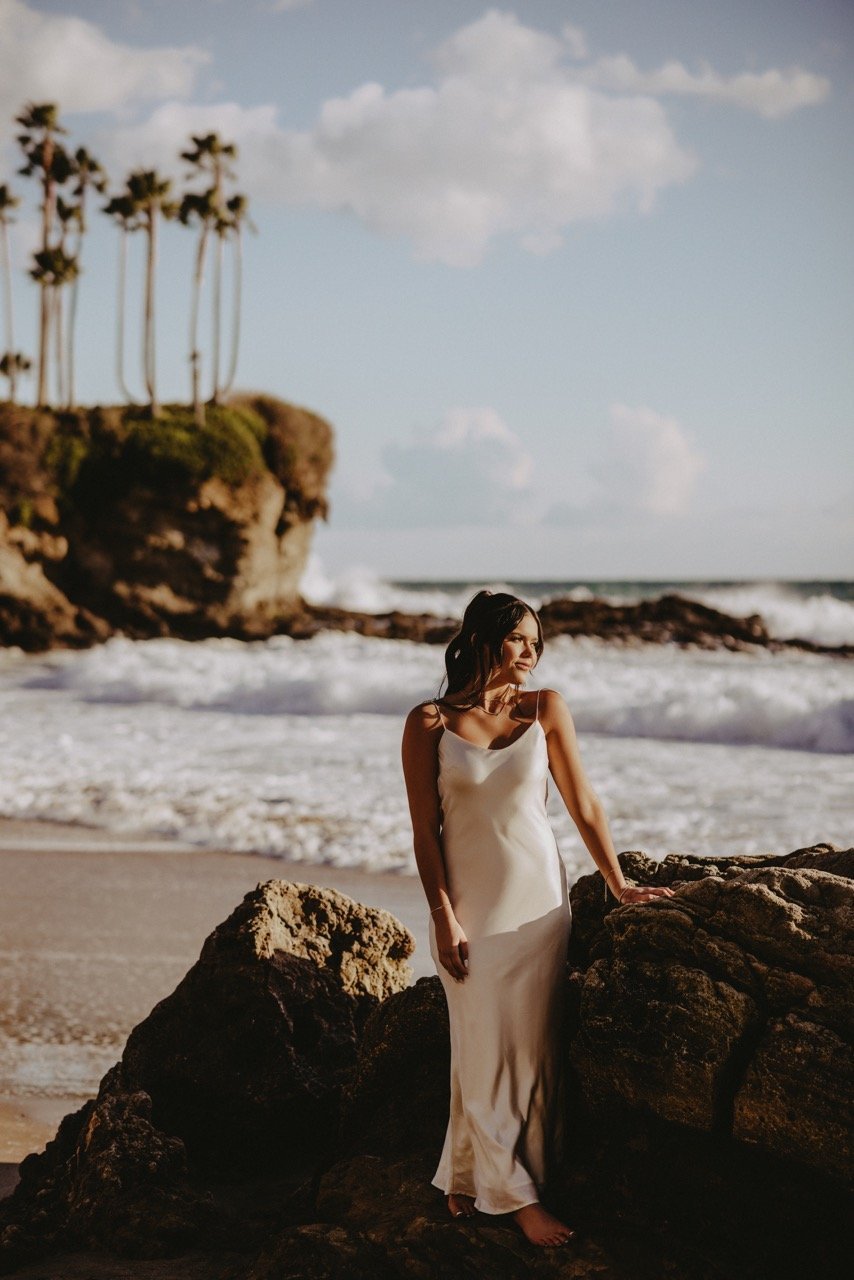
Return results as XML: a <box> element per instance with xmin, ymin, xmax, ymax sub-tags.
<box><xmin>618</xmin><ymin>883</ymin><xmax>675</xmax><ymax>904</ymax></box>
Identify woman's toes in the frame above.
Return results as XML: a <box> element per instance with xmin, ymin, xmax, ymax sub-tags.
<box><xmin>447</xmin><ymin>1193</ymin><xmax>477</xmax><ymax>1219</ymax></box>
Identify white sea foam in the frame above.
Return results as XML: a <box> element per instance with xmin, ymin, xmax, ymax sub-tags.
<box><xmin>300</xmin><ymin>558</ymin><xmax>854</xmax><ymax>647</ymax></box>
<box><xmin>300</xmin><ymin>556</ymin><xmax>520</xmax><ymax>619</ymax></box>
<box><xmin>0</xmin><ymin>632</ymin><xmax>851</xmax><ymax>872</ymax></box>
<box><xmin>691</xmin><ymin>582</ymin><xmax>854</xmax><ymax>648</ymax></box>
<box><xmin>23</xmin><ymin>631</ymin><xmax>854</xmax><ymax>753</ymax></box>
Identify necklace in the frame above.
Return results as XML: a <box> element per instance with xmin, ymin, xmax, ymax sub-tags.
<box><xmin>480</xmin><ymin>686</ymin><xmax>518</xmax><ymax>716</ymax></box>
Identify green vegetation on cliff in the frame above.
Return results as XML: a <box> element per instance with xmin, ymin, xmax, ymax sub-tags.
<box><xmin>0</xmin><ymin>394</ymin><xmax>334</xmax><ymax>525</ymax></box>
<box><xmin>46</xmin><ymin>403</ymin><xmax>268</xmax><ymax>505</ymax></box>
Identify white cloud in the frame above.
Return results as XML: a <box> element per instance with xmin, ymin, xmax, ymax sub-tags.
<box><xmin>334</xmin><ymin>407</ymin><xmax>536</xmax><ymax>528</ymax></box>
<box><xmin>561</xmin><ymin>24</ymin><xmax>588</xmax><ymax>61</ymax></box>
<box><xmin>0</xmin><ymin>0</ymin><xmax>207</xmax><ymax>136</ymax></box>
<box><xmin>101</xmin><ymin>10</ymin><xmax>696</xmax><ymax>266</ymax></box>
<box><xmin>27</xmin><ymin>5</ymin><xmax>828</xmax><ymax>266</ymax></box>
<box><xmin>99</xmin><ymin>101</ymin><xmax>280</xmax><ymax>181</ymax></box>
<box><xmin>576</xmin><ymin>54</ymin><xmax>830</xmax><ymax>119</ymax></box>
<box><xmin>272</xmin><ymin>10</ymin><xmax>699</xmax><ymax>265</ymax></box>
<box><xmin>590</xmin><ymin>403</ymin><xmax>707</xmax><ymax>516</ymax></box>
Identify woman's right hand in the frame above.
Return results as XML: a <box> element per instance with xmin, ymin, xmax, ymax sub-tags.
<box><xmin>433</xmin><ymin>906</ymin><xmax>469</xmax><ymax>982</ymax></box>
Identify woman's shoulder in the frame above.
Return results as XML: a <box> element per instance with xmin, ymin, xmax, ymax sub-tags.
<box><xmin>404</xmin><ymin>699</ymin><xmax>445</xmax><ymax>733</ymax></box>
<box><xmin>531</xmin><ymin>687</ymin><xmax>571</xmax><ymax>723</ymax></box>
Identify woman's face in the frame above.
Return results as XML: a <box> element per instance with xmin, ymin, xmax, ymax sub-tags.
<box><xmin>495</xmin><ymin>611</ymin><xmax>540</xmax><ymax>683</ymax></box>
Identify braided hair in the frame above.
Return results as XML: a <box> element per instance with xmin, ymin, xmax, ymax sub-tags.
<box><xmin>439</xmin><ymin>590</ymin><xmax>544</xmax><ymax>708</ymax></box>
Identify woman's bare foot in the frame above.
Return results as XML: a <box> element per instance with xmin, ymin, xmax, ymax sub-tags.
<box><xmin>447</xmin><ymin>1192</ymin><xmax>476</xmax><ymax>1218</ymax></box>
<box><xmin>513</xmin><ymin>1202</ymin><xmax>575</xmax><ymax>1246</ymax></box>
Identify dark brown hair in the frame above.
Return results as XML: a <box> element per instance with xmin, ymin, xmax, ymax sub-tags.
<box><xmin>439</xmin><ymin>590</ymin><xmax>544</xmax><ymax>707</ymax></box>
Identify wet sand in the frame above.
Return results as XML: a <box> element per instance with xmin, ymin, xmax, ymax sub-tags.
<box><xmin>0</xmin><ymin>818</ymin><xmax>432</xmax><ymax>1181</ymax></box>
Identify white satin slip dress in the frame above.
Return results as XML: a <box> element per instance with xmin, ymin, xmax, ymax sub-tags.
<box><xmin>429</xmin><ymin>692</ymin><xmax>572</xmax><ymax>1215</ymax></box>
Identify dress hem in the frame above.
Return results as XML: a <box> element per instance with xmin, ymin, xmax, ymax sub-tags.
<box><xmin>431</xmin><ymin>1174</ymin><xmax>540</xmax><ymax>1216</ymax></box>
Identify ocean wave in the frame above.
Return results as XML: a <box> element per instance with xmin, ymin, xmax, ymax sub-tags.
<box><xmin>0</xmin><ymin>705</ymin><xmax>849</xmax><ymax>869</ymax></box>
<box><xmin>299</xmin><ymin>559</ymin><xmax>854</xmax><ymax>648</ymax></box>
<box><xmin>3</xmin><ymin>632</ymin><xmax>853</xmax><ymax>867</ymax></box>
<box><xmin>20</xmin><ymin>631</ymin><xmax>854</xmax><ymax>753</ymax></box>
<box><xmin>690</xmin><ymin>582</ymin><xmax>854</xmax><ymax>648</ymax></box>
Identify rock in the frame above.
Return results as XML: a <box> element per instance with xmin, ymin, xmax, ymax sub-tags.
<box><xmin>245</xmin><ymin>1222</ymin><xmax>398</xmax><ymax>1280</ymax></box>
<box><xmin>3</xmin><ymin>851</ymin><xmax>851</xmax><ymax>1280</ymax></box>
<box><xmin>559</xmin><ymin>844</ymin><xmax>854</xmax><ymax>1280</ymax></box>
<box><xmin>0</xmin><ymin>397</ymin><xmax>334</xmax><ymax>649</ymax></box>
<box><xmin>210</xmin><ymin>877</ymin><xmax>414</xmax><ymax>1014</ymax></box>
<box><xmin>569</xmin><ymin>849</ymin><xmax>854</xmax><ymax>1171</ymax></box>
<box><xmin>3</xmin><ymin>394</ymin><xmax>850</xmax><ymax>663</ymax></box>
<box><xmin>0</xmin><ymin>1075</ymin><xmax>217</xmax><ymax>1271</ymax></box>
<box><xmin>734</xmin><ymin>1011</ymin><xmax>852</xmax><ymax>1177</ymax></box>
<box><xmin>0</xmin><ymin>881</ymin><xmax>413</xmax><ymax>1268</ymax></box>
<box><xmin>340</xmin><ymin>976</ymin><xmax>450</xmax><ymax>1159</ymax></box>
<box><xmin>0</xmin><ymin>511</ymin><xmax>107</xmax><ymax>650</ymax></box>
<box><xmin>310</xmin><ymin>1152</ymin><xmax>631</xmax><ymax>1280</ymax></box>
<box><xmin>284</xmin><ymin>604</ymin><xmax>459</xmax><ymax>645</ymax></box>
<box><xmin>58</xmin><ymin>468</ymin><xmax>323</xmax><ymax>643</ymax></box>
<box><xmin>326</xmin><ymin>844</ymin><xmax>854</xmax><ymax>1278</ymax></box>
<box><xmin>119</xmin><ymin>880</ymin><xmax>413</xmax><ymax>1169</ymax></box>
<box><xmin>538</xmin><ymin>591</ymin><xmax>854</xmax><ymax>657</ymax></box>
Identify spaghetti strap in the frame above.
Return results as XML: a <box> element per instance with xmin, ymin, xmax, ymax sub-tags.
<box><xmin>432</xmin><ymin>700</ymin><xmax>446</xmax><ymax>729</ymax></box>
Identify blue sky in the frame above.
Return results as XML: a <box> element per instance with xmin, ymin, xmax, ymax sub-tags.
<box><xmin>0</xmin><ymin>0</ymin><xmax>851</xmax><ymax>578</ymax></box>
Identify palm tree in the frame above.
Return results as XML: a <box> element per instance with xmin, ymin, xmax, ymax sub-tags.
<box><xmin>178</xmin><ymin>187</ymin><xmax>218</xmax><ymax>425</ymax></box>
<box><xmin>29</xmin><ymin>244</ymin><xmax>79</xmax><ymax>408</ymax></box>
<box><xmin>220</xmin><ymin>191</ymin><xmax>254</xmax><ymax>400</ymax></box>
<box><xmin>54</xmin><ymin>194</ymin><xmax>78</xmax><ymax>406</ymax></box>
<box><xmin>0</xmin><ymin>183</ymin><xmax>24</xmax><ymax>403</ymax></box>
<box><xmin>64</xmin><ymin>146</ymin><xmax>106</xmax><ymax>409</ymax></box>
<box><xmin>103</xmin><ymin>190</ymin><xmax>142</xmax><ymax>404</ymax></box>
<box><xmin>0</xmin><ymin>351</ymin><xmax>31</xmax><ymax>402</ymax></box>
<box><xmin>180</xmin><ymin>133</ymin><xmax>239</xmax><ymax>405</ymax></box>
<box><xmin>15</xmin><ymin>102</ymin><xmax>72</xmax><ymax>407</ymax></box>
<box><xmin>125</xmin><ymin>169</ymin><xmax>177</xmax><ymax>417</ymax></box>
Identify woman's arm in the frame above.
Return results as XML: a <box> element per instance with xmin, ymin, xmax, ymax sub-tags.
<box><xmin>540</xmin><ymin>689</ymin><xmax>674</xmax><ymax>905</ymax></box>
<box><xmin>401</xmin><ymin>703</ymin><xmax>469</xmax><ymax>979</ymax></box>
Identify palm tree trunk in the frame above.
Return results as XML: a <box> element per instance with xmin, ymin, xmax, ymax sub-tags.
<box><xmin>211</xmin><ymin>229</ymin><xmax>223</xmax><ymax>404</ymax></box>
<box><xmin>66</xmin><ymin>223</ymin><xmax>83</xmax><ymax>410</ymax></box>
<box><xmin>53</xmin><ymin>286</ymin><xmax>64</xmax><ymax>408</ymax></box>
<box><xmin>115</xmin><ymin>227</ymin><xmax>137</xmax><ymax>404</ymax></box>
<box><xmin>0</xmin><ymin>221</ymin><xmax>16</xmax><ymax>403</ymax></box>
<box><xmin>36</xmin><ymin>283</ymin><xmax>50</xmax><ymax>407</ymax></box>
<box><xmin>144</xmin><ymin>206</ymin><xmax>159</xmax><ymax>417</ymax></box>
<box><xmin>222</xmin><ymin>227</ymin><xmax>243</xmax><ymax>398</ymax></box>
<box><xmin>36</xmin><ymin>141</ymin><xmax>55</xmax><ymax>408</ymax></box>
<box><xmin>67</xmin><ymin>274</ymin><xmax>78</xmax><ymax>409</ymax></box>
<box><xmin>190</xmin><ymin>223</ymin><xmax>208</xmax><ymax>426</ymax></box>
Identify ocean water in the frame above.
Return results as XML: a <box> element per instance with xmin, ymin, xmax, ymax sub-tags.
<box><xmin>302</xmin><ymin>564</ymin><xmax>854</xmax><ymax>649</ymax></box>
<box><xmin>0</xmin><ymin>570</ymin><xmax>851</xmax><ymax>880</ymax></box>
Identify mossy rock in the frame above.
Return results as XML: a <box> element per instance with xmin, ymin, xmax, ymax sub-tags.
<box><xmin>45</xmin><ymin>403</ymin><xmax>268</xmax><ymax>511</ymax></box>
<box><xmin>230</xmin><ymin>392</ymin><xmax>334</xmax><ymax>521</ymax></box>
<box><xmin>1</xmin><ymin>396</ymin><xmax>334</xmax><ymax>531</ymax></box>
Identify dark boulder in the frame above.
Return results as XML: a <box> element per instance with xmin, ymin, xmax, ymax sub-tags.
<box><xmin>3</xmin><ymin>848</ymin><xmax>851</xmax><ymax>1280</ymax></box>
<box><xmin>0</xmin><ymin>881</ymin><xmax>413</xmax><ymax>1269</ymax></box>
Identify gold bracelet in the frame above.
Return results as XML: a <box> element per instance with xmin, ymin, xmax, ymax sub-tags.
<box><xmin>430</xmin><ymin>903</ymin><xmax>450</xmax><ymax>915</ymax></box>
<box><xmin>605</xmin><ymin>870</ymin><xmax>632</xmax><ymax>901</ymax></box>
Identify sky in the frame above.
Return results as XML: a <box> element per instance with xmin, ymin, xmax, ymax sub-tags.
<box><xmin>0</xmin><ymin>0</ymin><xmax>852</xmax><ymax>580</ymax></box>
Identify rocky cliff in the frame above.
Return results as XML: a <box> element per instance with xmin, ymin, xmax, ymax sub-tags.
<box><xmin>0</xmin><ymin>395</ymin><xmax>334</xmax><ymax>647</ymax></box>
<box><xmin>1</xmin><ymin>845</ymin><xmax>851</xmax><ymax>1279</ymax></box>
<box><xmin>2</xmin><ymin>399</ymin><xmax>851</xmax><ymax>656</ymax></box>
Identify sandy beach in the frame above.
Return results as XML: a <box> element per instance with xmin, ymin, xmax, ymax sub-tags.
<box><xmin>0</xmin><ymin>818</ymin><xmax>432</xmax><ymax>1185</ymax></box>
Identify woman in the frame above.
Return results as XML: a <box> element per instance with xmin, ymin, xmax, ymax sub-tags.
<box><xmin>401</xmin><ymin>590</ymin><xmax>674</xmax><ymax>1248</ymax></box>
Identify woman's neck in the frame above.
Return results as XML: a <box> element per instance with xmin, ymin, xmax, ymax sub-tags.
<box><xmin>478</xmin><ymin>681</ymin><xmax>518</xmax><ymax>715</ymax></box>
